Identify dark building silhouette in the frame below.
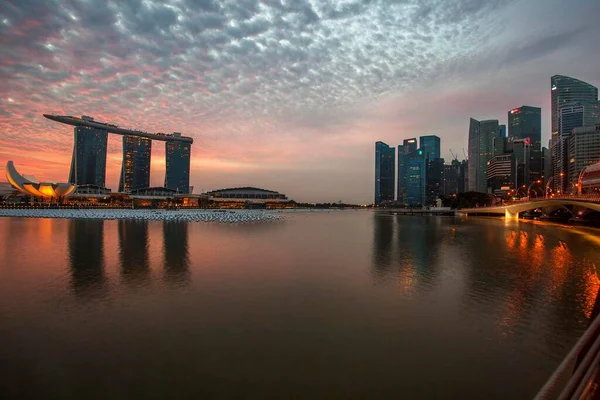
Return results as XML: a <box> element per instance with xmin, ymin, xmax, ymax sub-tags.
<box><xmin>165</xmin><ymin>139</ymin><xmax>191</xmax><ymax>194</ymax></box>
<box><xmin>374</xmin><ymin>141</ymin><xmax>395</xmax><ymax>205</ymax></box>
<box><xmin>69</xmin><ymin>122</ymin><xmax>108</xmax><ymax>187</ymax></box>
<box><xmin>119</xmin><ymin>135</ymin><xmax>152</xmax><ymax>192</ymax></box>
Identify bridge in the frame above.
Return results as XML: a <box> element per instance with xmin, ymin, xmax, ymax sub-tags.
<box><xmin>458</xmin><ymin>196</ymin><xmax>600</xmax><ymax>220</ymax></box>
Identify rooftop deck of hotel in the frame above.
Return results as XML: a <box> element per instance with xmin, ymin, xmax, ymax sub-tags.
<box><xmin>43</xmin><ymin>114</ymin><xmax>193</xmax><ymax>143</ymax></box>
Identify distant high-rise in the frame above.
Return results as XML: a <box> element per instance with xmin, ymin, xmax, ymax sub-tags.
<box><xmin>165</xmin><ymin>138</ymin><xmax>192</xmax><ymax>194</ymax></box>
<box><xmin>69</xmin><ymin>125</ymin><xmax>108</xmax><ymax>187</ymax></box>
<box><xmin>426</xmin><ymin>157</ymin><xmax>444</xmax><ymax>204</ymax></box>
<box><xmin>508</xmin><ymin>106</ymin><xmax>542</xmax><ymax>185</ymax></box>
<box><xmin>397</xmin><ymin>138</ymin><xmax>417</xmax><ymax>200</ymax></box>
<box><xmin>403</xmin><ymin>149</ymin><xmax>427</xmax><ymax>205</ymax></box>
<box><xmin>499</xmin><ymin>125</ymin><xmax>506</xmax><ymax>138</ymax></box>
<box><xmin>375</xmin><ymin>141</ymin><xmax>395</xmax><ymax>205</ymax></box>
<box><xmin>551</xmin><ymin>75</ymin><xmax>598</xmax><ymax>134</ymax></box>
<box><xmin>119</xmin><ymin>136</ymin><xmax>152</xmax><ymax>192</ymax></box>
<box><xmin>419</xmin><ymin>135</ymin><xmax>440</xmax><ymax>160</ymax></box>
<box><xmin>468</xmin><ymin>118</ymin><xmax>500</xmax><ymax>192</ymax></box>
<box><xmin>550</xmin><ymin>75</ymin><xmax>598</xmax><ymax>193</ymax></box>
<box><xmin>568</xmin><ymin>124</ymin><xmax>600</xmax><ymax>193</ymax></box>
<box><xmin>486</xmin><ymin>154</ymin><xmax>514</xmax><ymax>195</ymax></box>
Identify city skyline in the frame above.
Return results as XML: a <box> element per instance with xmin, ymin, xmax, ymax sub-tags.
<box><xmin>1</xmin><ymin>0</ymin><xmax>600</xmax><ymax>203</ymax></box>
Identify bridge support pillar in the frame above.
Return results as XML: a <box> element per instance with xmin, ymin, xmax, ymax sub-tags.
<box><xmin>505</xmin><ymin>209</ymin><xmax>519</xmax><ymax>220</ymax></box>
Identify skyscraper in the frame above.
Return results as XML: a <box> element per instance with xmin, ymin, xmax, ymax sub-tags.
<box><xmin>468</xmin><ymin>118</ymin><xmax>500</xmax><ymax>192</ymax></box>
<box><xmin>69</xmin><ymin>124</ymin><xmax>108</xmax><ymax>187</ymax></box>
<box><xmin>419</xmin><ymin>135</ymin><xmax>440</xmax><ymax>160</ymax></box>
<box><xmin>550</xmin><ymin>75</ymin><xmax>598</xmax><ymax>192</ymax></box>
<box><xmin>426</xmin><ymin>157</ymin><xmax>444</xmax><ymax>204</ymax></box>
<box><xmin>165</xmin><ymin>138</ymin><xmax>192</xmax><ymax>194</ymax></box>
<box><xmin>375</xmin><ymin>141</ymin><xmax>395</xmax><ymax>205</ymax></box>
<box><xmin>551</xmin><ymin>75</ymin><xmax>598</xmax><ymax>134</ymax></box>
<box><xmin>119</xmin><ymin>135</ymin><xmax>152</xmax><ymax>192</ymax></box>
<box><xmin>568</xmin><ymin>124</ymin><xmax>600</xmax><ymax>193</ymax></box>
<box><xmin>508</xmin><ymin>106</ymin><xmax>541</xmax><ymax>185</ymax></box>
<box><xmin>397</xmin><ymin>138</ymin><xmax>417</xmax><ymax>201</ymax></box>
<box><xmin>403</xmin><ymin>149</ymin><xmax>427</xmax><ymax>205</ymax></box>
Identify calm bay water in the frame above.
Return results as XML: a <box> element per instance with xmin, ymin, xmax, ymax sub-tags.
<box><xmin>0</xmin><ymin>211</ymin><xmax>599</xmax><ymax>399</ymax></box>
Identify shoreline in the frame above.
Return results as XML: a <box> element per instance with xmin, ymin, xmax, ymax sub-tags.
<box><xmin>0</xmin><ymin>208</ymin><xmax>281</xmax><ymax>223</ymax></box>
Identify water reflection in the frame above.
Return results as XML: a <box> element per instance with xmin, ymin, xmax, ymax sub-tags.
<box><xmin>162</xmin><ymin>221</ymin><xmax>190</xmax><ymax>286</ymax></box>
<box><xmin>371</xmin><ymin>214</ymin><xmax>441</xmax><ymax>293</ymax></box>
<box><xmin>118</xmin><ymin>220</ymin><xmax>150</xmax><ymax>286</ymax></box>
<box><xmin>68</xmin><ymin>219</ymin><xmax>106</xmax><ymax>298</ymax></box>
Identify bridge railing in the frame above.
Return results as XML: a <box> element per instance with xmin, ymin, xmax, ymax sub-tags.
<box><xmin>535</xmin><ymin>312</ymin><xmax>600</xmax><ymax>399</ymax></box>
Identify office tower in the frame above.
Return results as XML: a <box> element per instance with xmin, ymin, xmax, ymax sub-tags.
<box><xmin>419</xmin><ymin>135</ymin><xmax>440</xmax><ymax>160</ymax></box>
<box><xmin>542</xmin><ymin>147</ymin><xmax>551</xmax><ymax>187</ymax></box>
<box><xmin>550</xmin><ymin>75</ymin><xmax>598</xmax><ymax>193</ymax></box>
<box><xmin>69</xmin><ymin>125</ymin><xmax>108</xmax><ymax>187</ymax></box>
<box><xmin>426</xmin><ymin>157</ymin><xmax>444</xmax><ymax>204</ymax></box>
<box><xmin>499</xmin><ymin>125</ymin><xmax>506</xmax><ymax>138</ymax></box>
<box><xmin>468</xmin><ymin>118</ymin><xmax>500</xmax><ymax>192</ymax></box>
<box><xmin>568</xmin><ymin>124</ymin><xmax>600</xmax><ymax>192</ymax></box>
<box><xmin>402</xmin><ymin>138</ymin><xmax>418</xmax><ymax>154</ymax></box>
<box><xmin>552</xmin><ymin>101</ymin><xmax>600</xmax><ymax>192</ymax></box>
<box><xmin>402</xmin><ymin>149</ymin><xmax>427</xmax><ymax>205</ymax></box>
<box><xmin>508</xmin><ymin>106</ymin><xmax>542</xmax><ymax>185</ymax></box>
<box><xmin>374</xmin><ymin>141</ymin><xmax>395</xmax><ymax>205</ymax></box>
<box><xmin>551</xmin><ymin>75</ymin><xmax>598</xmax><ymax>134</ymax></box>
<box><xmin>165</xmin><ymin>137</ymin><xmax>192</xmax><ymax>194</ymax></box>
<box><xmin>397</xmin><ymin>138</ymin><xmax>418</xmax><ymax>200</ymax></box>
<box><xmin>119</xmin><ymin>135</ymin><xmax>152</xmax><ymax>192</ymax></box>
<box><xmin>486</xmin><ymin>154</ymin><xmax>514</xmax><ymax>195</ymax></box>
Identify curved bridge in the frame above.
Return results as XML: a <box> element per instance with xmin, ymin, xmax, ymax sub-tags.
<box><xmin>458</xmin><ymin>197</ymin><xmax>600</xmax><ymax>219</ymax></box>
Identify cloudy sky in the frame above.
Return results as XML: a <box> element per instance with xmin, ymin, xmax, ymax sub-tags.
<box><xmin>1</xmin><ymin>0</ymin><xmax>599</xmax><ymax>203</ymax></box>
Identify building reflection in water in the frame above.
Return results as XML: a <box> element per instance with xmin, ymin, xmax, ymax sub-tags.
<box><xmin>68</xmin><ymin>219</ymin><xmax>107</xmax><ymax>298</ymax></box>
<box><xmin>162</xmin><ymin>221</ymin><xmax>190</xmax><ymax>286</ymax></box>
<box><xmin>118</xmin><ymin>220</ymin><xmax>150</xmax><ymax>286</ymax></box>
<box><xmin>371</xmin><ymin>214</ymin><xmax>441</xmax><ymax>294</ymax></box>
<box><xmin>371</xmin><ymin>214</ymin><xmax>395</xmax><ymax>283</ymax></box>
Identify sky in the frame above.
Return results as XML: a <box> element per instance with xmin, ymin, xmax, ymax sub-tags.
<box><xmin>1</xmin><ymin>0</ymin><xmax>599</xmax><ymax>204</ymax></box>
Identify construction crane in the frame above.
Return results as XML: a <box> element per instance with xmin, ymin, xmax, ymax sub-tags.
<box><xmin>462</xmin><ymin>148</ymin><xmax>467</xmax><ymax>160</ymax></box>
<box><xmin>449</xmin><ymin>149</ymin><xmax>458</xmax><ymax>161</ymax></box>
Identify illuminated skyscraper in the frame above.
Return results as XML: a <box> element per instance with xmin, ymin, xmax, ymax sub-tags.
<box><xmin>508</xmin><ymin>106</ymin><xmax>541</xmax><ymax>185</ymax></box>
<box><xmin>374</xmin><ymin>141</ymin><xmax>395</xmax><ymax>205</ymax></box>
<box><xmin>119</xmin><ymin>135</ymin><xmax>152</xmax><ymax>192</ymax></box>
<box><xmin>419</xmin><ymin>135</ymin><xmax>440</xmax><ymax>160</ymax></box>
<box><xmin>69</xmin><ymin>123</ymin><xmax>108</xmax><ymax>187</ymax></box>
<box><xmin>550</xmin><ymin>75</ymin><xmax>598</xmax><ymax>192</ymax></box>
<box><xmin>468</xmin><ymin>118</ymin><xmax>500</xmax><ymax>192</ymax></box>
<box><xmin>165</xmin><ymin>136</ymin><xmax>191</xmax><ymax>194</ymax></box>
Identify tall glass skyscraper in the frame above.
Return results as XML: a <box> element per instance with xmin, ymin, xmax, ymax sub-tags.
<box><xmin>374</xmin><ymin>141</ymin><xmax>395</xmax><ymax>205</ymax></box>
<box><xmin>551</xmin><ymin>75</ymin><xmax>598</xmax><ymax>134</ymax></box>
<box><xmin>165</xmin><ymin>139</ymin><xmax>192</xmax><ymax>194</ymax></box>
<box><xmin>119</xmin><ymin>135</ymin><xmax>152</xmax><ymax>192</ymax></box>
<box><xmin>69</xmin><ymin>126</ymin><xmax>108</xmax><ymax>187</ymax></box>
<box><xmin>508</xmin><ymin>106</ymin><xmax>542</xmax><ymax>185</ymax></box>
<box><xmin>404</xmin><ymin>149</ymin><xmax>427</xmax><ymax>205</ymax></box>
<box><xmin>468</xmin><ymin>118</ymin><xmax>500</xmax><ymax>193</ymax></box>
<box><xmin>419</xmin><ymin>135</ymin><xmax>440</xmax><ymax>160</ymax></box>
<box><xmin>550</xmin><ymin>75</ymin><xmax>598</xmax><ymax>192</ymax></box>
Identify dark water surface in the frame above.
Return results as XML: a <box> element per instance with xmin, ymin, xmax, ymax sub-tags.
<box><xmin>1</xmin><ymin>212</ymin><xmax>599</xmax><ymax>399</ymax></box>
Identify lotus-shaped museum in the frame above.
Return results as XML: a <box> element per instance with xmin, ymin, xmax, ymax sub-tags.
<box><xmin>5</xmin><ymin>161</ymin><xmax>76</xmax><ymax>199</ymax></box>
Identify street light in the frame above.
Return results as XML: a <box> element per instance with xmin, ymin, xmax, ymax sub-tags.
<box><xmin>527</xmin><ymin>180</ymin><xmax>542</xmax><ymax>201</ymax></box>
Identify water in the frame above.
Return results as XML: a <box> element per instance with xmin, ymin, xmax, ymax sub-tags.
<box><xmin>0</xmin><ymin>212</ymin><xmax>598</xmax><ymax>399</ymax></box>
